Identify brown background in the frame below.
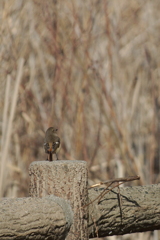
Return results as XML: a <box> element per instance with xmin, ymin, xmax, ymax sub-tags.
<box><xmin>1</xmin><ymin>1</ymin><xmax>160</xmax><ymax>239</ymax></box>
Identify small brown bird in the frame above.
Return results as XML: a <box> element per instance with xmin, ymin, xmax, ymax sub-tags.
<box><xmin>44</xmin><ymin>127</ymin><xmax>60</xmax><ymax>161</ymax></box>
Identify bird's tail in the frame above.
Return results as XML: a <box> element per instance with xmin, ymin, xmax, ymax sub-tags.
<box><xmin>48</xmin><ymin>152</ymin><xmax>52</xmax><ymax>161</ymax></box>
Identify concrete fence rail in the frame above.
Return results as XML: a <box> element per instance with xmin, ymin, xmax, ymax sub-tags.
<box><xmin>0</xmin><ymin>195</ymin><xmax>73</xmax><ymax>240</ymax></box>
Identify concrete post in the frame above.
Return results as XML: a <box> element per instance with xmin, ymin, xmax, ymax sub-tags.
<box><xmin>29</xmin><ymin>160</ymin><xmax>88</xmax><ymax>240</ymax></box>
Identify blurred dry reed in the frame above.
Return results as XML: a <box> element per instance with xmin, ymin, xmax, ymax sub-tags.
<box><xmin>0</xmin><ymin>1</ymin><xmax>160</xmax><ymax>239</ymax></box>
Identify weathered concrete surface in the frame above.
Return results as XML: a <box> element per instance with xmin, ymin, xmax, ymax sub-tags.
<box><xmin>29</xmin><ymin>160</ymin><xmax>88</xmax><ymax>240</ymax></box>
<box><xmin>0</xmin><ymin>195</ymin><xmax>73</xmax><ymax>240</ymax></box>
<box><xmin>88</xmin><ymin>184</ymin><xmax>160</xmax><ymax>238</ymax></box>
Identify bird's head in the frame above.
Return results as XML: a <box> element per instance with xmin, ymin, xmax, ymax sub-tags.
<box><xmin>46</xmin><ymin>127</ymin><xmax>58</xmax><ymax>134</ymax></box>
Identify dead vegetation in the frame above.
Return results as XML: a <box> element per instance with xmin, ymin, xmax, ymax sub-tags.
<box><xmin>0</xmin><ymin>1</ymin><xmax>160</xmax><ymax>239</ymax></box>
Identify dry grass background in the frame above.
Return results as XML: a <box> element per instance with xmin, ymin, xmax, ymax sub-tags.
<box><xmin>1</xmin><ymin>0</ymin><xmax>160</xmax><ymax>239</ymax></box>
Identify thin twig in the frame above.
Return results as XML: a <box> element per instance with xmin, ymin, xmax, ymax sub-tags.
<box><xmin>117</xmin><ymin>185</ymin><xmax>123</xmax><ymax>222</ymax></box>
<box><xmin>97</xmin><ymin>181</ymin><xmax>124</xmax><ymax>204</ymax></box>
<box><xmin>83</xmin><ymin>176</ymin><xmax>140</xmax><ymax>208</ymax></box>
<box><xmin>89</xmin><ymin>176</ymin><xmax>140</xmax><ymax>189</ymax></box>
